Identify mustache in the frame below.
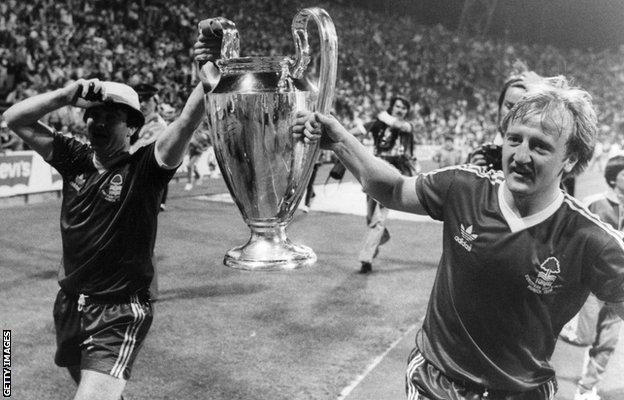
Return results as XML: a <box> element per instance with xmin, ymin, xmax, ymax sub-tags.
<box><xmin>510</xmin><ymin>162</ymin><xmax>533</xmax><ymax>175</ymax></box>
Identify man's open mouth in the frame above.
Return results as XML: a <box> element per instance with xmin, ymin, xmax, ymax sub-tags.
<box><xmin>510</xmin><ymin>165</ymin><xmax>533</xmax><ymax>180</ymax></box>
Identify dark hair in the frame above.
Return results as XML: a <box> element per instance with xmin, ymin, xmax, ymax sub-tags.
<box><xmin>386</xmin><ymin>96</ymin><xmax>411</xmax><ymax>114</ymax></box>
<box><xmin>497</xmin><ymin>78</ymin><xmax>526</xmax><ymax>116</ymax></box>
<box><xmin>604</xmin><ymin>155</ymin><xmax>624</xmax><ymax>188</ymax></box>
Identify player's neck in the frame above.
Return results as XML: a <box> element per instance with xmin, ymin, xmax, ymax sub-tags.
<box><xmin>93</xmin><ymin>149</ymin><xmax>130</xmax><ymax>171</ymax></box>
<box><xmin>502</xmin><ymin>184</ymin><xmax>561</xmax><ymax>217</ymax></box>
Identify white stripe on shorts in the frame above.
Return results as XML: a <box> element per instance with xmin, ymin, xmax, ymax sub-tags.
<box><xmin>110</xmin><ymin>295</ymin><xmax>147</xmax><ymax>379</ymax></box>
<box><xmin>406</xmin><ymin>351</ymin><xmax>425</xmax><ymax>400</ymax></box>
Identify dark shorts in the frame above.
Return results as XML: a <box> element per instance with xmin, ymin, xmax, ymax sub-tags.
<box><xmin>405</xmin><ymin>347</ymin><xmax>557</xmax><ymax>400</ymax></box>
<box><xmin>53</xmin><ymin>289</ymin><xmax>153</xmax><ymax>380</ymax></box>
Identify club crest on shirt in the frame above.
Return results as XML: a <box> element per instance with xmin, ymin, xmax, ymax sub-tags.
<box><xmin>525</xmin><ymin>256</ymin><xmax>561</xmax><ymax>294</ymax></box>
<box><xmin>454</xmin><ymin>224</ymin><xmax>478</xmax><ymax>252</ymax></box>
<box><xmin>69</xmin><ymin>174</ymin><xmax>86</xmax><ymax>191</ymax></box>
<box><xmin>101</xmin><ymin>174</ymin><xmax>123</xmax><ymax>202</ymax></box>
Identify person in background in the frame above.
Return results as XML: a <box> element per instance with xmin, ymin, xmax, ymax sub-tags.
<box><xmin>432</xmin><ymin>134</ymin><xmax>462</xmax><ymax>168</ymax></box>
<box><xmin>357</xmin><ymin>96</ymin><xmax>415</xmax><ymax>274</ymax></box>
<box><xmin>302</xmin><ymin>153</ymin><xmax>322</xmax><ymax>213</ymax></box>
<box><xmin>559</xmin><ymin>155</ymin><xmax>624</xmax><ymax>400</ymax></box>
<box><xmin>0</xmin><ymin>119</ymin><xmax>22</xmax><ymax>151</ymax></box>
<box><xmin>184</xmin><ymin>120</ymin><xmax>210</xmax><ymax>191</ymax></box>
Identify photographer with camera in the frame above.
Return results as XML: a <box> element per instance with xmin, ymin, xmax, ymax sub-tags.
<box><xmin>470</xmin><ymin>71</ymin><xmax>544</xmax><ymax>172</ymax></box>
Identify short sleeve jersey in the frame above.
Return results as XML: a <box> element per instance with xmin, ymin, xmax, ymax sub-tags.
<box><xmin>136</xmin><ymin>112</ymin><xmax>167</xmax><ymax>146</ymax></box>
<box><xmin>414</xmin><ymin>165</ymin><xmax>624</xmax><ymax>391</ymax></box>
<box><xmin>47</xmin><ymin>133</ymin><xmax>176</xmax><ymax>298</ymax></box>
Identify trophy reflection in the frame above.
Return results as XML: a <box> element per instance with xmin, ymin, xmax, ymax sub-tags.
<box><xmin>197</xmin><ymin>8</ymin><xmax>338</xmax><ymax>270</ymax></box>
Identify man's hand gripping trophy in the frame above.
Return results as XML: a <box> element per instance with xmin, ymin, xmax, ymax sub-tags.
<box><xmin>292</xmin><ymin>111</ymin><xmax>348</xmax><ymax>150</ymax></box>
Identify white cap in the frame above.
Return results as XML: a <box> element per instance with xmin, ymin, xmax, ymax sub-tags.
<box><xmin>76</xmin><ymin>81</ymin><xmax>145</xmax><ymax>127</ymax></box>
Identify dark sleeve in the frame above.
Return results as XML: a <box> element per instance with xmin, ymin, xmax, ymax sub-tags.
<box><xmin>587</xmin><ymin>238</ymin><xmax>624</xmax><ymax>303</ymax></box>
<box><xmin>47</xmin><ymin>133</ymin><xmax>93</xmax><ymax>177</ymax></box>
<box><xmin>136</xmin><ymin>143</ymin><xmax>177</xmax><ymax>187</ymax></box>
<box><xmin>415</xmin><ymin>168</ymin><xmax>458</xmax><ymax>221</ymax></box>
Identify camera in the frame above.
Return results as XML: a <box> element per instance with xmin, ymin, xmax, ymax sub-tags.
<box><xmin>474</xmin><ymin>143</ymin><xmax>502</xmax><ymax>171</ymax></box>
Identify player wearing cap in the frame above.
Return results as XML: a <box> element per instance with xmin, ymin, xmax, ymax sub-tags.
<box><xmin>294</xmin><ymin>77</ymin><xmax>624</xmax><ymax>399</ymax></box>
<box><xmin>2</xmin><ymin>38</ymin><xmax>218</xmax><ymax>400</ymax></box>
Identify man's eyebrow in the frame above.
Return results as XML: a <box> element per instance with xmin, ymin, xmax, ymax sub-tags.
<box><xmin>530</xmin><ymin>137</ymin><xmax>554</xmax><ymax>149</ymax></box>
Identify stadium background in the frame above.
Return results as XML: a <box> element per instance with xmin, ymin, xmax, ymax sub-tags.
<box><xmin>1</xmin><ymin>0</ymin><xmax>624</xmax><ymax>399</ymax></box>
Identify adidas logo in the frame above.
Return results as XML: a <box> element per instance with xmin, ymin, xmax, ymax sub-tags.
<box><xmin>454</xmin><ymin>224</ymin><xmax>478</xmax><ymax>252</ymax></box>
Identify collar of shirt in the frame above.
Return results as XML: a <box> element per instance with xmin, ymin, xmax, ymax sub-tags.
<box><xmin>498</xmin><ymin>181</ymin><xmax>564</xmax><ymax>232</ymax></box>
<box><xmin>605</xmin><ymin>189</ymin><xmax>623</xmax><ymax>205</ymax></box>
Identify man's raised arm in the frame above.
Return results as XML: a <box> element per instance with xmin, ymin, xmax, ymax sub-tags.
<box><xmin>154</xmin><ymin>83</ymin><xmax>205</xmax><ymax>168</ymax></box>
<box><xmin>2</xmin><ymin>82</ymin><xmax>83</xmax><ymax>159</ymax></box>
<box><xmin>155</xmin><ymin>18</ymin><xmax>223</xmax><ymax>168</ymax></box>
<box><xmin>293</xmin><ymin>111</ymin><xmax>427</xmax><ymax>214</ymax></box>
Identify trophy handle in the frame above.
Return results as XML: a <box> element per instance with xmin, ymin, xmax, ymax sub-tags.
<box><xmin>196</xmin><ymin>17</ymin><xmax>240</xmax><ymax>91</ymax></box>
<box><xmin>291</xmin><ymin>7</ymin><xmax>338</xmax><ymax>113</ymax></box>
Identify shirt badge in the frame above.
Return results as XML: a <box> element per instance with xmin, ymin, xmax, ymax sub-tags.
<box><xmin>525</xmin><ymin>256</ymin><xmax>561</xmax><ymax>294</ymax></box>
<box><xmin>101</xmin><ymin>173</ymin><xmax>123</xmax><ymax>202</ymax></box>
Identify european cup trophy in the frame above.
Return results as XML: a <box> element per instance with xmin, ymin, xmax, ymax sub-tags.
<box><xmin>196</xmin><ymin>8</ymin><xmax>338</xmax><ymax>270</ymax></box>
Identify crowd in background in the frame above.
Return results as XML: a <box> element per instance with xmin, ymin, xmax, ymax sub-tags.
<box><xmin>2</xmin><ymin>0</ymin><xmax>624</xmax><ymax>157</ymax></box>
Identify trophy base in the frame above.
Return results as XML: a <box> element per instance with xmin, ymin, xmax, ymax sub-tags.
<box><xmin>224</xmin><ymin>224</ymin><xmax>316</xmax><ymax>271</ymax></box>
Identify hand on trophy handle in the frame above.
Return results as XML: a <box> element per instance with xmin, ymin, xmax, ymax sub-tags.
<box><xmin>293</xmin><ymin>111</ymin><xmax>346</xmax><ymax>150</ymax></box>
<box><xmin>195</xmin><ymin>18</ymin><xmax>231</xmax><ymax>92</ymax></box>
<box><xmin>195</xmin><ymin>19</ymin><xmax>224</xmax><ymax>65</ymax></box>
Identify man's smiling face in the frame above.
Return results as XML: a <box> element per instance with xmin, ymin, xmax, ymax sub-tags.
<box><xmin>502</xmin><ymin>111</ymin><xmax>576</xmax><ymax>202</ymax></box>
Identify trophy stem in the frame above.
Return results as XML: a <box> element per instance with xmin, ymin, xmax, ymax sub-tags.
<box><xmin>224</xmin><ymin>223</ymin><xmax>316</xmax><ymax>271</ymax></box>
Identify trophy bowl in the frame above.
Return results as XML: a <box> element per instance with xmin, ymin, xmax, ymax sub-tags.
<box><xmin>199</xmin><ymin>8</ymin><xmax>337</xmax><ymax>270</ymax></box>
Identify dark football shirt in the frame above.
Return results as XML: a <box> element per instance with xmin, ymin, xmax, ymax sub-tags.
<box><xmin>47</xmin><ymin>133</ymin><xmax>176</xmax><ymax>298</ymax></box>
<box><xmin>414</xmin><ymin>165</ymin><xmax>624</xmax><ymax>391</ymax></box>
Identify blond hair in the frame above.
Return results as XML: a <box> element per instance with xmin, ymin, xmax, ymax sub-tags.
<box><xmin>500</xmin><ymin>76</ymin><xmax>597</xmax><ymax>177</ymax></box>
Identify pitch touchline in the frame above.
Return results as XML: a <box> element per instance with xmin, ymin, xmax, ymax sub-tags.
<box><xmin>336</xmin><ymin>323</ymin><xmax>418</xmax><ymax>400</ymax></box>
